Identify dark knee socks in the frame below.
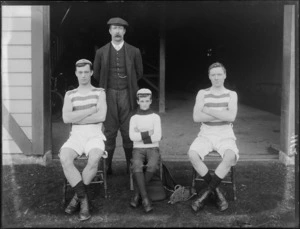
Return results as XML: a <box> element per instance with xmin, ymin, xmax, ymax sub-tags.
<box><xmin>208</xmin><ymin>173</ymin><xmax>222</xmax><ymax>191</ymax></box>
<box><xmin>202</xmin><ymin>171</ymin><xmax>212</xmax><ymax>184</ymax></box>
<box><xmin>74</xmin><ymin>181</ymin><xmax>86</xmax><ymax>199</ymax></box>
<box><xmin>134</xmin><ymin>172</ymin><xmax>148</xmax><ymax>199</ymax></box>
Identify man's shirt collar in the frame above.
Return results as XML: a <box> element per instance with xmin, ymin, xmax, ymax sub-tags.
<box><xmin>111</xmin><ymin>40</ymin><xmax>124</xmax><ymax>51</ymax></box>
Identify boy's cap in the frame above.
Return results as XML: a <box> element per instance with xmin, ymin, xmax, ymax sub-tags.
<box><xmin>107</xmin><ymin>17</ymin><xmax>129</xmax><ymax>27</ymax></box>
<box><xmin>76</xmin><ymin>59</ymin><xmax>92</xmax><ymax>65</ymax></box>
<box><xmin>137</xmin><ymin>88</ymin><xmax>152</xmax><ymax>96</ymax></box>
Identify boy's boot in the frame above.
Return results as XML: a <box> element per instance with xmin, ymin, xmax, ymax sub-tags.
<box><xmin>192</xmin><ymin>173</ymin><xmax>222</xmax><ymax>212</ymax></box>
<box><xmin>130</xmin><ymin>178</ymin><xmax>141</xmax><ymax>208</ymax></box>
<box><xmin>134</xmin><ymin>172</ymin><xmax>153</xmax><ymax>213</ymax></box>
<box><xmin>142</xmin><ymin>197</ymin><xmax>152</xmax><ymax>213</ymax></box>
<box><xmin>124</xmin><ymin>147</ymin><xmax>133</xmax><ymax>174</ymax></box>
<box><xmin>214</xmin><ymin>186</ymin><xmax>229</xmax><ymax>211</ymax></box>
<box><xmin>73</xmin><ymin>181</ymin><xmax>91</xmax><ymax>221</ymax></box>
<box><xmin>78</xmin><ymin>194</ymin><xmax>91</xmax><ymax>221</ymax></box>
<box><xmin>191</xmin><ymin>187</ymin><xmax>212</xmax><ymax>212</ymax></box>
<box><xmin>65</xmin><ymin>193</ymin><xmax>79</xmax><ymax>214</ymax></box>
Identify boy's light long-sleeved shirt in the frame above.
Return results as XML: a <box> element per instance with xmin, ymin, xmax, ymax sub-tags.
<box><xmin>129</xmin><ymin>109</ymin><xmax>162</xmax><ymax>148</ymax></box>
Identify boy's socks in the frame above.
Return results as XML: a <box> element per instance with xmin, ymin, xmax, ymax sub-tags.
<box><xmin>208</xmin><ymin>174</ymin><xmax>222</xmax><ymax>191</ymax></box>
<box><xmin>74</xmin><ymin>180</ymin><xmax>86</xmax><ymax>199</ymax></box>
<box><xmin>202</xmin><ymin>171</ymin><xmax>212</xmax><ymax>184</ymax></box>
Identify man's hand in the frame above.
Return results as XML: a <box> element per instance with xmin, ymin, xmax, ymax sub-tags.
<box><xmin>148</xmin><ymin>129</ymin><xmax>154</xmax><ymax>136</ymax></box>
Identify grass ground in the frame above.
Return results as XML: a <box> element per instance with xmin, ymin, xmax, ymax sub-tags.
<box><xmin>2</xmin><ymin>160</ymin><xmax>297</xmax><ymax>228</ymax></box>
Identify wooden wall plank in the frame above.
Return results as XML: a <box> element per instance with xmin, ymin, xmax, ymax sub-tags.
<box><xmin>2</xmin><ymin>105</ymin><xmax>32</xmax><ymax>154</ymax></box>
<box><xmin>2</xmin><ymin>115</ymin><xmax>32</xmax><ymax>139</ymax></box>
<box><xmin>1</xmin><ymin>128</ymin><xmax>32</xmax><ymax>141</ymax></box>
<box><xmin>2</xmin><ymin>31</ymin><xmax>31</xmax><ymax>45</ymax></box>
<box><xmin>12</xmin><ymin>113</ymin><xmax>32</xmax><ymax>126</ymax></box>
<box><xmin>2</xmin><ymin>73</ymin><xmax>32</xmax><ymax>86</ymax></box>
<box><xmin>2</xmin><ymin>127</ymin><xmax>13</xmax><ymax>140</ymax></box>
<box><xmin>2</xmin><ymin>18</ymin><xmax>31</xmax><ymax>31</ymax></box>
<box><xmin>2</xmin><ymin>100</ymin><xmax>32</xmax><ymax>113</ymax></box>
<box><xmin>2</xmin><ymin>86</ymin><xmax>32</xmax><ymax>100</ymax></box>
<box><xmin>21</xmin><ymin>127</ymin><xmax>32</xmax><ymax>140</ymax></box>
<box><xmin>2</xmin><ymin>59</ymin><xmax>32</xmax><ymax>72</ymax></box>
<box><xmin>2</xmin><ymin>45</ymin><xmax>31</xmax><ymax>59</ymax></box>
<box><xmin>2</xmin><ymin>140</ymin><xmax>23</xmax><ymax>154</ymax></box>
<box><xmin>2</xmin><ymin>6</ymin><xmax>31</xmax><ymax>17</ymax></box>
<box><xmin>1</xmin><ymin>5</ymin><xmax>33</xmax><ymax>156</ymax></box>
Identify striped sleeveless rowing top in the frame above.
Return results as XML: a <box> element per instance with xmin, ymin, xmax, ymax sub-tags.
<box><xmin>67</xmin><ymin>87</ymin><xmax>105</xmax><ymax>126</ymax></box>
<box><xmin>203</xmin><ymin>88</ymin><xmax>231</xmax><ymax>126</ymax></box>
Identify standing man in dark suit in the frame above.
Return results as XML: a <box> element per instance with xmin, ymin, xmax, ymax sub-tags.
<box><xmin>93</xmin><ymin>17</ymin><xmax>143</xmax><ymax>175</ymax></box>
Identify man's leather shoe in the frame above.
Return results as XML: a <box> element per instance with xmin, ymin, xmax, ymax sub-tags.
<box><xmin>65</xmin><ymin>193</ymin><xmax>79</xmax><ymax>214</ymax></box>
<box><xmin>130</xmin><ymin>193</ymin><xmax>141</xmax><ymax>208</ymax></box>
<box><xmin>142</xmin><ymin>197</ymin><xmax>153</xmax><ymax>213</ymax></box>
<box><xmin>78</xmin><ymin>195</ymin><xmax>91</xmax><ymax>221</ymax></box>
<box><xmin>191</xmin><ymin>188</ymin><xmax>212</xmax><ymax>212</ymax></box>
<box><xmin>214</xmin><ymin>187</ymin><xmax>229</xmax><ymax>211</ymax></box>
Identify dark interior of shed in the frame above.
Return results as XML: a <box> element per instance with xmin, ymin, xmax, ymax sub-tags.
<box><xmin>50</xmin><ymin>1</ymin><xmax>284</xmax><ymax>114</ymax></box>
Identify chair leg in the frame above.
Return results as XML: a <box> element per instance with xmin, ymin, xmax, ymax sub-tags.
<box><xmin>159</xmin><ymin>159</ymin><xmax>163</xmax><ymax>180</ymax></box>
<box><xmin>63</xmin><ymin>179</ymin><xmax>67</xmax><ymax>205</ymax></box>
<box><xmin>102</xmin><ymin>158</ymin><xmax>108</xmax><ymax>199</ymax></box>
<box><xmin>191</xmin><ymin>168</ymin><xmax>196</xmax><ymax>191</ymax></box>
<box><xmin>130</xmin><ymin>169</ymin><xmax>134</xmax><ymax>191</ymax></box>
<box><xmin>231</xmin><ymin>166</ymin><xmax>237</xmax><ymax>201</ymax></box>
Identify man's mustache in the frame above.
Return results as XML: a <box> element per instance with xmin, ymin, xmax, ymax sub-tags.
<box><xmin>115</xmin><ymin>34</ymin><xmax>122</xmax><ymax>37</ymax></box>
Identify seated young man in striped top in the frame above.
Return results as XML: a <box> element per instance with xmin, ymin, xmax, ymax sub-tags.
<box><xmin>129</xmin><ymin>88</ymin><xmax>162</xmax><ymax>213</ymax></box>
<box><xmin>188</xmin><ymin>62</ymin><xmax>239</xmax><ymax>212</ymax></box>
<box><xmin>59</xmin><ymin>59</ymin><xmax>107</xmax><ymax>221</ymax></box>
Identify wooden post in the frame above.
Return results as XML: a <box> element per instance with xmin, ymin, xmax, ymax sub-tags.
<box><xmin>32</xmin><ymin>6</ymin><xmax>51</xmax><ymax>158</ymax></box>
<box><xmin>159</xmin><ymin>6</ymin><xmax>166</xmax><ymax>113</ymax></box>
<box><xmin>279</xmin><ymin>5</ymin><xmax>296</xmax><ymax>165</ymax></box>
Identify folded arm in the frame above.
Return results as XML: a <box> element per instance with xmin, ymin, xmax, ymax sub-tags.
<box><xmin>62</xmin><ymin>92</ymin><xmax>97</xmax><ymax>124</ymax></box>
<box><xmin>149</xmin><ymin>115</ymin><xmax>162</xmax><ymax>143</ymax></box>
<box><xmin>129</xmin><ymin>117</ymin><xmax>143</xmax><ymax>142</ymax></box>
<box><xmin>202</xmin><ymin>91</ymin><xmax>238</xmax><ymax>122</ymax></box>
<box><xmin>74</xmin><ymin>91</ymin><xmax>107</xmax><ymax>125</ymax></box>
<box><xmin>193</xmin><ymin>90</ymin><xmax>218</xmax><ymax>123</ymax></box>
<box><xmin>129</xmin><ymin>115</ymin><xmax>162</xmax><ymax>144</ymax></box>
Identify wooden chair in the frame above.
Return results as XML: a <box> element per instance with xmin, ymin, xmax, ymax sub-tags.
<box><xmin>191</xmin><ymin>151</ymin><xmax>237</xmax><ymax>201</ymax></box>
<box><xmin>62</xmin><ymin>152</ymin><xmax>108</xmax><ymax>205</ymax></box>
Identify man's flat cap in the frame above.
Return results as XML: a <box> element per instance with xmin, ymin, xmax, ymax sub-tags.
<box><xmin>107</xmin><ymin>17</ymin><xmax>129</xmax><ymax>27</ymax></box>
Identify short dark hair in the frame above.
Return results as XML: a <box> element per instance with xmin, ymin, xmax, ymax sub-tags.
<box><xmin>208</xmin><ymin>62</ymin><xmax>226</xmax><ymax>75</ymax></box>
<box><xmin>75</xmin><ymin>60</ymin><xmax>93</xmax><ymax>71</ymax></box>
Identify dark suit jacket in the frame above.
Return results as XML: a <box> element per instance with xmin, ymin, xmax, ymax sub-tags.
<box><xmin>93</xmin><ymin>42</ymin><xmax>143</xmax><ymax>110</ymax></box>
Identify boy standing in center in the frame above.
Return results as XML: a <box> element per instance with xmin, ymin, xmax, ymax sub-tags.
<box><xmin>129</xmin><ymin>88</ymin><xmax>162</xmax><ymax>213</ymax></box>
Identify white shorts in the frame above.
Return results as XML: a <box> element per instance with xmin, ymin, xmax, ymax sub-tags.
<box><xmin>189</xmin><ymin>123</ymin><xmax>239</xmax><ymax>161</ymax></box>
<box><xmin>60</xmin><ymin>124</ymin><xmax>107</xmax><ymax>157</ymax></box>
